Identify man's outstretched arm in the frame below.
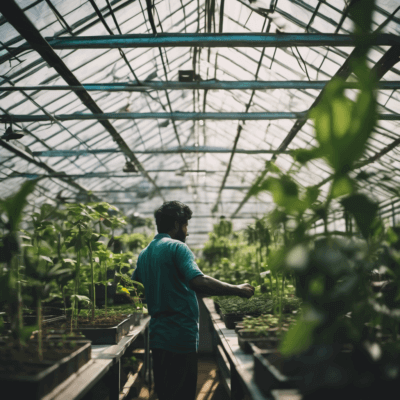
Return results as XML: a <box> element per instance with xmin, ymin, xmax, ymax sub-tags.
<box><xmin>189</xmin><ymin>275</ymin><xmax>255</xmax><ymax>299</ymax></box>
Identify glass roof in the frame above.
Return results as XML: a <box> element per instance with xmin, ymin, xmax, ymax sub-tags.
<box><xmin>1</xmin><ymin>0</ymin><xmax>400</xmax><ymax>246</ymax></box>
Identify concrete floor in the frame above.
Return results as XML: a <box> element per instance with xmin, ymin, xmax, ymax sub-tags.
<box><xmin>134</xmin><ymin>355</ymin><xmax>230</xmax><ymax>400</ymax></box>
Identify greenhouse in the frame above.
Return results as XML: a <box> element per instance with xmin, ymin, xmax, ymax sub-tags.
<box><xmin>1</xmin><ymin>0</ymin><xmax>400</xmax><ymax>399</ymax></box>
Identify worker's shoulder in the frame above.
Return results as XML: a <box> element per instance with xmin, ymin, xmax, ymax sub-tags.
<box><xmin>156</xmin><ymin>237</ymin><xmax>190</xmax><ymax>254</ymax></box>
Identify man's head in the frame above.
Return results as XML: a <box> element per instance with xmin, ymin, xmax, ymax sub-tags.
<box><xmin>154</xmin><ymin>201</ymin><xmax>193</xmax><ymax>243</ymax></box>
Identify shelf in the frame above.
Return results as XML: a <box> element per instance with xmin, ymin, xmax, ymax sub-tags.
<box><xmin>91</xmin><ymin>316</ymin><xmax>150</xmax><ymax>363</ymax></box>
<box><xmin>39</xmin><ymin>315</ymin><xmax>151</xmax><ymax>400</ymax></box>
<box><xmin>201</xmin><ymin>297</ymin><xmax>269</xmax><ymax>400</ymax></box>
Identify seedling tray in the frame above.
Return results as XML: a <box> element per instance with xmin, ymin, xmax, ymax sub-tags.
<box><xmin>251</xmin><ymin>343</ymin><xmax>302</xmax><ymax>395</ymax></box>
<box><xmin>75</xmin><ymin>315</ymin><xmax>132</xmax><ymax>344</ymax></box>
<box><xmin>0</xmin><ymin>341</ymin><xmax>91</xmax><ymax>400</ymax></box>
<box><xmin>222</xmin><ymin>313</ymin><xmax>261</xmax><ymax>329</ymax></box>
<box><xmin>238</xmin><ymin>331</ymin><xmax>279</xmax><ymax>354</ymax></box>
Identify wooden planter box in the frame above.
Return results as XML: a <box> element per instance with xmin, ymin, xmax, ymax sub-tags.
<box><xmin>0</xmin><ymin>341</ymin><xmax>91</xmax><ymax>400</ymax></box>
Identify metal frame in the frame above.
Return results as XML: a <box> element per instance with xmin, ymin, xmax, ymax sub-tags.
<box><xmin>12</xmin><ymin>33</ymin><xmax>400</xmax><ymax>51</ymax></box>
<box><xmin>1</xmin><ymin>81</ymin><xmax>400</xmax><ymax>92</ymax></box>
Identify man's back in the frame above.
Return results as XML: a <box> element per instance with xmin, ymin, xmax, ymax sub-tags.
<box><xmin>132</xmin><ymin>233</ymin><xmax>203</xmax><ymax>353</ymax></box>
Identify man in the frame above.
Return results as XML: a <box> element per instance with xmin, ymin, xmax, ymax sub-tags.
<box><xmin>132</xmin><ymin>201</ymin><xmax>255</xmax><ymax>400</ymax></box>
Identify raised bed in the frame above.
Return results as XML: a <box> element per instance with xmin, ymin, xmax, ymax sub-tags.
<box><xmin>44</xmin><ymin>313</ymin><xmax>138</xmax><ymax>344</ymax></box>
<box><xmin>252</xmin><ymin>344</ymin><xmax>302</xmax><ymax>395</ymax></box>
<box><xmin>74</xmin><ymin>315</ymin><xmax>133</xmax><ymax>344</ymax></box>
<box><xmin>238</xmin><ymin>330</ymin><xmax>280</xmax><ymax>354</ymax></box>
<box><xmin>0</xmin><ymin>340</ymin><xmax>91</xmax><ymax>400</ymax></box>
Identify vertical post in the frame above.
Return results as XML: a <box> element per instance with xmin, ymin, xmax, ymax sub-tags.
<box><xmin>392</xmin><ymin>202</ymin><xmax>396</xmax><ymax>227</ymax></box>
<box><xmin>108</xmin><ymin>361</ymin><xmax>121</xmax><ymax>400</ymax></box>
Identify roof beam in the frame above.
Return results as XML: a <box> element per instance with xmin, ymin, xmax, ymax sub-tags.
<box><xmin>2</xmin><ymin>112</ymin><xmax>399</xmax><ymax>123</ymax></box>
<box><xmin>1</xmin><ymin>81</ymin><xmax>400</xmax><ymax>92</ymax></box>
<box><xmin>0</xmin><ymin>139</ymin><xmax>103</xmax><ymax>201</ymax></box>
<box><xmin>0</xmin><ymin>0</ymin><xmax>164</xmax><ymax>201</ymax></box>
<box><xmin>30</xmin><ymin>146</ymin><xmax>290</xmax><ymax>157</ymax></box>
<box><xmin>230</xmin><ymin>44</ymin><xmax>400</xmax><ymax>218</ymax></box>
<box><xmin>11</xmin><ymin>33</ymin><xmax>399</xmax><ymax>52</ymax></box>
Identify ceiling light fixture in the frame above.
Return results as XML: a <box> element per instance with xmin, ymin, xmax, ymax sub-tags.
<box><xmin>1</xmin><ymin>125</ymin><xmax>25</xmax><ymax>142</ymax></box>
<box><xmin>123</xmin><ymin>160</ymin><xmax>138</xmax><ymax>173</ymax></box>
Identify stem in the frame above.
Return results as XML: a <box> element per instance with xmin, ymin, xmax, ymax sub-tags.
<box><xmin>104</xmin><ymin>260</ymin><xmax>108</xmax><ymax>317</ymax></box>
<box><xmin>37</xmin><ymin>296</ymin><xmax>42</xmax><ymax>361</ymax></box>
<box><xmin>62</xmin><ymin>286</ymin><xmax>67</xmax><ymax>316</ymax></box>
<box><xmin>73</xmin><ymin>248</ymin><xmax>81</xmax><ymax>330</ymax></box>
<box><xmin>89</xmin><ymin>242</ymin><xmax>95</xmax><ymax>321</ymax></box>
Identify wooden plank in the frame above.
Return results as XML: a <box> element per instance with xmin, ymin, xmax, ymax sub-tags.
<box><xmin>119</xmin><ymin>361</ymin><xmax>144</xmax><ymax>400</ymax></box>
<box><xmin>41</xmin><ymin>359</ymin><xmax>113</xmax><ymax>400</ymax></box>
<box><xmin>202</xmin><ymin>298</ymin><xmax>270</xmax><ymax>400</ymax></box>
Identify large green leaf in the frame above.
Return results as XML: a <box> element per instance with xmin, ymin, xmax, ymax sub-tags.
<box><xmin>4</xmin><ymin>179</ymin><xmax>39</xmax><ymax>232</ymax></box>
<box><xmin>341</xmin><ymin>194</ymin><xmax>378</xmax><ymax>239</ymax></box>
<box><xmin>279</xmin><ymin>306</ymin><xmax>323</xmax><ymax>356</ymax></box>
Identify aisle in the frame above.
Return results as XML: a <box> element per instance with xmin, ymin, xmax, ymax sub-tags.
<box><xmin>134</xmin><ymin>355</ymin><xmax>230</xmax><ymax>400</ymax></box>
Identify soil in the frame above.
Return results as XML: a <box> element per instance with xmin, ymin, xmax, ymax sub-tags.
<box><xmin>0</xmin><ymin>340</ymin><xmax>86</xmax><ymax>376</ymax></box>
<box><xmin>43</xmin><ymin>313</ymin><xmax>131</xmax><ymax>333</ymax></box>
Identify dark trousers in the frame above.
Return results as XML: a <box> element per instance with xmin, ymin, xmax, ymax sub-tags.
<box><xmin>151</xmin><ymin>348</ymin><xmax>198</xmax><ymax>400</ymax></box>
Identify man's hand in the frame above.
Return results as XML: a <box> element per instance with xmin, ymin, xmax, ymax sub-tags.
<box><xmin>236</xmin><ymin>283</ymin><xmax>255</xmax><ymax>299</ymax></box>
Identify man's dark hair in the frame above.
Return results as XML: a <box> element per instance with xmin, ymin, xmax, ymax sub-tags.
<box><xmin>154</xmin><ymin>201</ymin><xmax>193</xmax><ymax>233</ymax></box>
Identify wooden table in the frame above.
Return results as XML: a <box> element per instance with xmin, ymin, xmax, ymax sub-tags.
<box><xmin>41</xmin><ymin>316</ymin><xmax>151</xmax><ymax>400</ymax></box>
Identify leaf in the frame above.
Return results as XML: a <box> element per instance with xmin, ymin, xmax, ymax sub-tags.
<box><xmin>20</xmin><ymin>325</ymin><xmax>38</xmax><ymax>345</ymax></box>
<box><xmin>291</xmin><ymin>148</ymin><xmax>320</xmax><ymax>164</ymax></box>
<box><xmin>63</xmin><ymin>258</ymin><xmax>76</xmax><ymax>264</ymax></box>
<box><xmin>279</xmin><ymin>306</ymin><xmax>322</xmax><ymax>356</ymax></box>
<box><xmin>4</xmin><ymin>179</ymin><xmax>39</xmax><ymax>232</ymax></box>
<box><xmin>70</xmin><ymin>294</ymin><xmax>91</xmax><ymax>304</ymax></box>
<box><xmin>103</xmin><ymin>219</ymin><xmax>112</xmax><ymax>228</ymax></box>
<box><xmin>341</xmin><ymin>194</ymin><xmax>378</xmax><ymax>239</ymax></box>
<box><xmin>331</xmin><ymin>176</ymin><xmax>354</xmax><ymax>198</ymax></box>
<box><xmin>40</xmin><ymin>255</ymin><xmax>53</xmax><ymax>264</ymax></box>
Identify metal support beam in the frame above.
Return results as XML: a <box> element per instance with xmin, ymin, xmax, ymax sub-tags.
<box><xmin>0</xmin><ymin>139</ymin><xmax>102</xmax><ymax>201</ymax></box>
<box><xmin>11</xmin><ymin>33</ymin><xmax>399</xmax><ymax>52</ymax></box>
<box><xmin>231</xmin><ymin>44</ymin><xmax>400</xmax><ymax>218</ymax></box>
<box><xmin>1</xmin><ymin>81</ymin><xmax>400</xmax><ymax>92</ymax></box>
<box><xmin>0</xmin><ymin>0</ymin><xmax>164</xmax><ymax>201</ymax></box>
<box><xmin>30</xmin><ymin>146</ymin><xmax>290</xmax><ymax>157</ymax></box>
<box><xmin>2</xmin><ymin>112</ymin><xmax>399</xmax><ymax>123</ymax></box>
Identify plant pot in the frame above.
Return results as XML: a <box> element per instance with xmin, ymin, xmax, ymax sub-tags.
<box><xmin>74</xmin><ymin>315</ymin><xmax>133</xmax><ymax>344</ymax></box>
<box><xmin>214</xmin><ymin>301</ymin><xmax>221</xmax><ymax>314</ymax></box>
<box><xmin>130</xmin><ymin>312</ymin><xmax>142</xmax><ymax>327</ymax></box>
<box><xmin>235</xmin><ymin>322</ymin><xmax>244</xmax><ymax>333</ymax></box>
<box><xmin>222</xmin><ymin>313</ymin><xmax>246</xmax><ymax>329</ymax></box>
<box><xmin>0</xmin><ymin>341</ymin><xmax>91</xmax><ymax>400</ymax></box>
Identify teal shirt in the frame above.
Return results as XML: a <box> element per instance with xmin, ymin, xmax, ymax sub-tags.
<box><xmin>132</xmin><ymin>233</ymin><xmax>204</xmax><ymax>353</ymax></box>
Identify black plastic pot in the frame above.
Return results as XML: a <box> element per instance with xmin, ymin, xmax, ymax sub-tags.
<box><xmin>214</xmin><ymin>301</ymin><xmax>221</xmax><ymax>315</ymax></box>
<box><xmin>75</xmin><ymin>315</ymin><xmax>133</xmax><ymax>344</ymax></box>
<box><xmin>0</xmin><ymin>341</ymin><xmax>91</xmax><ymax>400</ymax></box>
<box><xmin>222</xmin><ymin>313</ymin><xmax>262</xmax><ymax>329</ymax></box>
<box><xmin>222</xmin><ymin>313</ymin><xmax>246</xmax><ymax>329</ymax></box>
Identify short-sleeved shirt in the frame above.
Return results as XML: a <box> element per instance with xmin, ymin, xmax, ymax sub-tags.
<box><xmin>131</xmin><ymin>233</ymin><xmax>204</xmax><ymax>353</ymax></box>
